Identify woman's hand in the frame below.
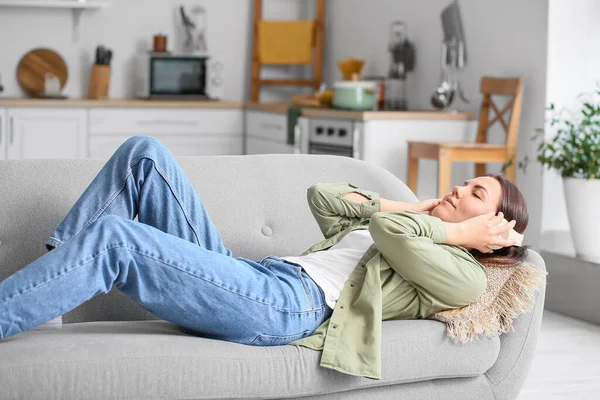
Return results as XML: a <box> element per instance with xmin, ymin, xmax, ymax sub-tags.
<box><xmin>444</xmin><ymin>212</ymin><xmax>517</xmax><ymax>252</ymax></box>
<box><xmin>410</xmin><ymin>198</ymin><xmax>442</xmax><ymax>213</ymax></box>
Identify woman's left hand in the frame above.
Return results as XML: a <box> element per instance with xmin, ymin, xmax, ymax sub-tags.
<box><xmin>411</xmin><ymin>199</ymin><xmax>442</xmax><ymax>213</ymax></box>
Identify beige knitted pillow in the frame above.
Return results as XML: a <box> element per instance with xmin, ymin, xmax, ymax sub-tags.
<box><xmin>428</xmin><ymin>262</ymin><xmax>548</xmax><ymax>344</ymax></box>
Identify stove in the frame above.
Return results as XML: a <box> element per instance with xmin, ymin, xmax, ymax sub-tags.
<box><xmin>307</xmin><ymin>118</ymin><xmax>361</xmax><ymax>158</ymax></box>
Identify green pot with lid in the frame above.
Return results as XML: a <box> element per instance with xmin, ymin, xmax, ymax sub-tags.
<box><xmin>332</xmin><ymin>81</ymin><xmax>378</xmax><ymax>111</ymax></box>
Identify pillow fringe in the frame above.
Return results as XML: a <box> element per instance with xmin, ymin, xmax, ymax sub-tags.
<box><xmin>434</xmin><ymin>263</ymin><xmax>547</xmax><ymax>344</ymax></box>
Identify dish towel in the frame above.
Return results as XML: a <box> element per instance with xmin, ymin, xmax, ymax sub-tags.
<box><xmin>258</xmin><ymin>20</ymin><xmax>315</xmax><ymax>64</ymax></box>
<box><xmin>287</xmin><ymin>105</ymin><xmax>302</xmax><ymax>145</ymax></box>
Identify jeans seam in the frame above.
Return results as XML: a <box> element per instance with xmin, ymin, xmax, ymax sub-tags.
<box><xmin>149</xmin><ymin>157</ymin><xmax>203</xmax><ymax>246</ymax></box>
<box><xmin>47</xmin><ymin>237</ymin><xmax>64</xmax><ymax>245</ymax></box>
<box><xmin>76</xmin><ymin>165</ymin><xmax>134</xmax><ymax>235</ymax></box>
<box><xmin>296</xmin><ymin>267</ymin><xmax>315</xmax><ymax>310</ymax></box>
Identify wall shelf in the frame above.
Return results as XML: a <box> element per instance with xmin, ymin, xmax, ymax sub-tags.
<box><xmin>0</xmin><ymin>1</ymin><xmax>111</xmax><ymax>9</ymax></box>
<box><xmin>0</xmin><ymin>1</ymin><xmax>112</xmax><ymax>42</ymax></box>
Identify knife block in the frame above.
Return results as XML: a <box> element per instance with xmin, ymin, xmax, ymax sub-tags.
<box><xmin>88</xmin><ymin>64</ymin><xmax>111</xmax><ymax>100</ymax></box>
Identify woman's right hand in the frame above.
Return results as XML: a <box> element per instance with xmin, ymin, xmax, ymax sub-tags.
<box><xmin>448</xmin><ymin>212</ymin><xmax>517</xmax><ymax>253</ymax></box>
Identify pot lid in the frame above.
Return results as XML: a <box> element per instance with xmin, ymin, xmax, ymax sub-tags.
<box><xmin>333</xmin><ymin>81</ymin><xmax>378</xmax><ymax>89</ymax></box>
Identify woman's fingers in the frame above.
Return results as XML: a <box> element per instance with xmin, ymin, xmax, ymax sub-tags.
<box><xmin>492</xmin><ymin>219</ymin><xmax>516</xmax><ymax>234</ymax></box>
<box><xmin>488</xmin><ymin>212</ymin><xmax>504</xmax><ymax>227</ymax></box>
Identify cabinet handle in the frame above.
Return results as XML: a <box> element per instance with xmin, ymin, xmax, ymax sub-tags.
<box><xmin>137</xmin><ymin>120</ymin><xmax>198</xmax><ymax>126</ymax></box>
<box><xmin>294</xmin><ymin>123</ymin><xmax>302</xmax><ymax>154</ymax></box>
<box><xmin>352</xmin><ymin>127</ymin><xmax>361</xmax><ymax>159</ymax></box>
<box><xmin>9</xmin><ymin>116</ymin><xmax>13</xmax><ymax>145</ymax></box>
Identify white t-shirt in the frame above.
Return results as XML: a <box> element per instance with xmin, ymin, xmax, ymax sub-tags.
<box><xmin>281</xmin><ymin>230</ymin><xmax>374</xmax><ymax>310</ymax></box>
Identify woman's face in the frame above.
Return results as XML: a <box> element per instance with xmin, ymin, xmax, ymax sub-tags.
<box><xmin>430</xmin><ymin>176</ymin><xmax>502</xmax><ymax>223</ymax></box>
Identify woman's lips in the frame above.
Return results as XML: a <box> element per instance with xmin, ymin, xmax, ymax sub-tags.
<box><xmin>444</xmin><ymin>197</ymin><xmax>455</xmax><ymax>208</ymax></box>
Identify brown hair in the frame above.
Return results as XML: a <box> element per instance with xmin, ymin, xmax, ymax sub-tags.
<box><xmin>471</xmin><ymin>174</ymin><xmax>529</xmax><ymax>268</ymax></box>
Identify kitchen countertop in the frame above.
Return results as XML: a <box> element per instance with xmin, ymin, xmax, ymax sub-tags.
<box><xmin>0</xmin><ymin>98</ymin><xmax>474</xmax><ymax>120</ymax></box>
<box><xmin>0</xmin><ymin>98</ymin><xmax>245</xmax><ymax>109</ymax></box>
<box><xmin>245</xmin><ymin>102</ymin><xmax>474</xmax><ymax>120</ymax></box>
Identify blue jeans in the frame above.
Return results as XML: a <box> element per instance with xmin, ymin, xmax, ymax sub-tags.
<box><xmin>0</xmin><ymin>135</ymin><xmax>333</xmax><ymax>344</ymax></box>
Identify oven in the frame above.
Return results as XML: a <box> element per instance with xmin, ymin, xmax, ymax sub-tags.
<box><xmin>306</xmin><ymin>118</ymin><xmax>361</xmax><ymax>159</ymax></box>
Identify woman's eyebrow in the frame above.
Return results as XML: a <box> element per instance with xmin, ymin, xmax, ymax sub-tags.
<box><xmin>473</xmin><ymin>184</ymin><xmax>489</xmax><ymax>197</ymax></box>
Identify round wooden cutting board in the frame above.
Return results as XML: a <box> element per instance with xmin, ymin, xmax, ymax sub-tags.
<box><xmin>17</xmin><ymin>48</ymin><xmax>68</xmax><ymax>96</ymax></box>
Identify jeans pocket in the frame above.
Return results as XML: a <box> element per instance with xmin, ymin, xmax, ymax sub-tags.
<box><xmin>249</xmin><ymin>330</ymin><xmax>311</xmax><ymax>346</ymax></box>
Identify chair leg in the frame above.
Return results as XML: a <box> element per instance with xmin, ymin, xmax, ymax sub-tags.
<box><xmin>475</xmin><ymin>163</ymin><xmax>486</xmax><ymax>177</ymax></box>
<box><xmin>504</xmin><ymin>160</ymin><xmax>517</xmax><ymax>183</ymax></box>
<box><xmin>407</xmin><ymin>153</ymin><xmax>419</xmax><ymax>194</ymax></box>
<box><xmin>438</xmin><ymin>152</ymin><xmax>452</xmax><ymax>199</ymax></box>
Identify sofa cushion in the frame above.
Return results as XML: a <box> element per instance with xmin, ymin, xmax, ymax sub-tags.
<box><xmin>0</xmin><ymin>319</ymin><xmax>500</xmax><ymax>399</ymax></box>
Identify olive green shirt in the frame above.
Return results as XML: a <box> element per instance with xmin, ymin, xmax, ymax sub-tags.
<box><xmin>288</xmin><ymin>182</ymin><xmax>487</xmax><ymax>380</ymax></box>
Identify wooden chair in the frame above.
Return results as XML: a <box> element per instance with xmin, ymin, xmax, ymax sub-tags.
<box><xmin>250</xmin><ymin>0</ymin><xmax>325</xmax><ymax>102</ymax></box>
<box><xmin>407</xmin><ymin>77</ymin><xmax>524</xmax><ymax>198</ymax></box>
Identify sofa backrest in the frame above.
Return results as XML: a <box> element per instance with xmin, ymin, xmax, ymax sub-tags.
<box><xmin>0</xmin><ymin>154</ymin><xmax>416</xmax><ymax>322</ymax></box>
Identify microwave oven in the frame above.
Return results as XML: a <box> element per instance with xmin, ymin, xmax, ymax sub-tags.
<box><xmin>134</xmin><ymin>53</ymin><xmax>214</xmax><ymax>100</ymax></box>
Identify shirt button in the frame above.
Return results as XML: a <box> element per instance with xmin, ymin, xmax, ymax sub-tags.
<box><xmin>332</xmin><ymin>324</ymin><xmax>338</xmax><ymax>329</ymax></box>
<box><xmin>340</xmin><ymin>305</ymin><xmax>344</xmax><ymax>309</ymax></box>
<box><xmin>371</xmin><ymin>201</ymin><xmax>376</xmax><ymax>206</ymax></box>
<box><xmin>350</xmin><ymin>283</ymin><xmax>355</xmax><ymax>287</ymax></box>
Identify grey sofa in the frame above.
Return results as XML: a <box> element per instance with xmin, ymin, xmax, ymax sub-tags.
<box><xmin>0</xmin><ymin>153</ymin><xmax>546</xmax><ymax>400</ymax></box>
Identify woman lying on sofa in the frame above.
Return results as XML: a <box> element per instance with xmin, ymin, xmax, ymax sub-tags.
<box><xmin>0</xmin><ymin>135</ymin><xmax>527</xmax><ymax>380</ymax></box>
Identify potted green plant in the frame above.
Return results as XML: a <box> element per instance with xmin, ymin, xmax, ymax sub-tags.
<box><xmin>533</xmin><ymin>93</ymin><xmax>600</xmax><ymax>261</ymax></box>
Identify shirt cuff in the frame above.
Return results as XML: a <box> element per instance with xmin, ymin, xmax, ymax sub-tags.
<box><xmin>428</xmin><ymin>215</ymin><xmax>447</xmax><ymax>244</ymax></box>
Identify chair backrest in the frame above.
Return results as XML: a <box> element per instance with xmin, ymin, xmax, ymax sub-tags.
<box><xmin>475</xmin><ymin>77</ymin><xmax>524</xmax><ymax>150</ymax></box>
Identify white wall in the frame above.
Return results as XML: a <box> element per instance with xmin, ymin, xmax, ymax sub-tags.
<box><xmin>324</xmin><ymin>0</ymin><xmax>549</xmax><ymax>250</ymax></box>
<box><xmin>543</xmin><ymin>0</ymin><xmax>600</xmax><ymax>235</ymax></box>
<box><xmin>0</xmin><ymin>0</ymin><xmax>313</xmax><ymax>101</ymax></box>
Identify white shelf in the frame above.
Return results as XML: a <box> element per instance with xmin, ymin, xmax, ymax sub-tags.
<box><xmin>0</xmin><ymin>1</ymin><xmax>112</xmax><ymax>42</ymax></box>
<box><xmin>0</xmin><ymin>0</ymin><xmax>111</xmax><ymax>9</ymax></box>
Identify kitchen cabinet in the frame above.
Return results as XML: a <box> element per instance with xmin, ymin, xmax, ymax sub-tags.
<box><xmin>245</xmin><ymin>110</ymin><xmax>296</xmax><ymax>154</ymax></box>
<box><xmin>5</xmin><ymin>108</ymin><xmax>88</xmax><ymax>160</ymax></box>
<box><xmin>88</xmin><ymin>108</ymin><xmax>243</xmax><ymax>159</ymax></box>
<box><xmin>0</xmin><ymin>108</ymin><xmax>6</xmax><ymax>160</ymax></box>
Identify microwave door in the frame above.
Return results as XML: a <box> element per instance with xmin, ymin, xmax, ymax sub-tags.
<box><xmin>150</xmin><ymin>57</ymin><xmax>208</xmax><ymax>99</ymax></box>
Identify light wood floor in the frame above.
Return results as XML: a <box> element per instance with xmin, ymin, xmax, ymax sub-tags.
<box><xmin>518</xmin><ymin>310</ymin><xmax>600</xmax><ymax>399</ymax></box>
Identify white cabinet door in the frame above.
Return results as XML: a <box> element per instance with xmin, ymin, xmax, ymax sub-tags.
<box><xmin>245</xmin><ymin>110</ymin><xmax>304</xmax><ymax>155</ymax></box>
<box><xmin>6</xmin><ymin>108</ymin><xmax>88</xmax><ymax>160</ymax></box>
<box><xmin>0</xmin><ymin>108</ymin><xmax>6</xmax><ymax>160</ymax></box>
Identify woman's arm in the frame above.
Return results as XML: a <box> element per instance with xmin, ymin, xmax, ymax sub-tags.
<box><xmin>307</xmin><ymin>182</ymin><xmax>381</xmax><ymax>239</ymax></box>
<box><xmin>368</xmin><ymin>210</ymin><xmax>487</xmax><ymax>308</ymax></box>
<box><xmin>344</xmin><ymin>193</ymin><xmax>441</xmax><ymax>213</ymax></box>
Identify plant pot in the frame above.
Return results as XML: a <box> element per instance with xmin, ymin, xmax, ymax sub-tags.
<box><xmin>332</xmin><ymin>81</ymin><xmax>378</xmax><ymax>111</ymax></box>
<box><xmin>563</xmin><ymin>177</ymin><xmax>600</xmax><ymax>262</ymax></box>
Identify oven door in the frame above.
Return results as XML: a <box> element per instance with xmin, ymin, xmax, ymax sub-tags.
<box><xmin>308</xmin><ymin>142</ymin><xmax>353</xmax><ymax>157</ymax></box>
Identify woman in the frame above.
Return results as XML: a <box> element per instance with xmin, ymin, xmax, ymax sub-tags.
<box><xmin>0</xmin><ymin>136</ymin><xmax>526</xmax><ymax>352</ymax></box>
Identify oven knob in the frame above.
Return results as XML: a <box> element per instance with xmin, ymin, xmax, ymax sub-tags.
<box><xmin>316</xmin><ymin>127</ymin><xmax>324</xmax><ymax>135</ymax></box>
<box><xmin>339</xmin><ymin>128</ymin><xmax>347</xmax><ymax>137</ymax></box>
<box><xmin>327</xmin><ymin>127</ymin><xmax>335</xmax><ymax>136</ymax></box>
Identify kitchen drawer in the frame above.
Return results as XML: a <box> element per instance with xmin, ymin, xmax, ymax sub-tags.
<box><xmin>89</xmin><ymin>134</ymin><xmax>242</xmax><ymax>159</ymax></box>
<box><xmin>246</xmin><ymin>111</ymin><xmax>288</xmax><ymax>142</ymax></box>
<box><xmin>89</xmin><ymin>108</ymin><xmax>243</xmax><ymax>135</ymax></box>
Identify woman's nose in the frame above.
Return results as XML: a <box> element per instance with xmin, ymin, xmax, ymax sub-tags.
<box><xmin>452</xmin><ymin>185</ymin><xmax>460</xmax><ymax>198</ymax></box>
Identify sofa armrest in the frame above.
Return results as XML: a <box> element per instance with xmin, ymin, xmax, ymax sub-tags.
<box><xmin>484</xmin><ymin>249</ymin><xmax>547</xmax><ymax>400</ymax></box>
